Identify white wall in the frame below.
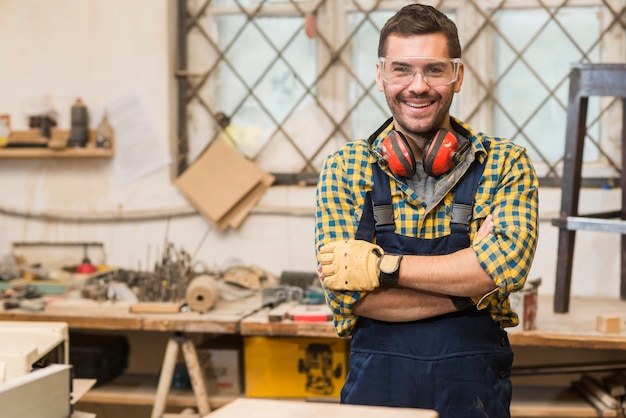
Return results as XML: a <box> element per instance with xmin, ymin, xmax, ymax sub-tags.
<box><xmin>0</xmin><ymin>0</ymin><xmax>622</xmax><ymax>301</ymax></box>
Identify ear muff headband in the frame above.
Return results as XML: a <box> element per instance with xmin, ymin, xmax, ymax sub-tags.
<box><xmin>368</xmin><ymin>118</ymin><xmax>470</xmax><ymax>178</ymax></box>
<box><xmin>423</xmin><ymin>129</ymin><xmax>459</xmax><ymax>177</ymax></box>
<box><xmin>380</xmin><ymin>131</ymin><xmax>416</xmax><ymax>178</ymax></box>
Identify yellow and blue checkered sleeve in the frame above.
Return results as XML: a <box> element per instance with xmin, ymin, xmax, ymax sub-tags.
<box><xmin>472</xmin><ymin>140</ymin><xmax>539</xmax><ymax>318</ymax></box>
<box><xmin>315</xmin><ymin>143</ymin><xmax>372</xmax><ymax>337</ymax></box>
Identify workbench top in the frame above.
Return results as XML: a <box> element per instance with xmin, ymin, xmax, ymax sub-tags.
<box><xmin>0</xmin><ymin>294</ymin><xmax>625</xmax><ymax>348</ymax></box>
<box><xmin>508</xmin><ymin>295</ymin><xmax>626</xmax><ymax>350</ymax></box>
<box><xmin>241</xmin><ymin>295</ymin><xmax>626</xmax><ymax>349</ymax></box>
<box><xmin>0</xmin><ymin>295</ymin><xmax>263</xmax><ymax>334</ymax></box>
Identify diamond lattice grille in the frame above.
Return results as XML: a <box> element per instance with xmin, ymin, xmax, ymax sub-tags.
<box><xmin>176</xmin><ymin>0</ymin><xmax>626</xmax><ymax>185</ymax></box>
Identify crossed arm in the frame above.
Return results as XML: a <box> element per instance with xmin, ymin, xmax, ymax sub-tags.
<box><xmin>326</xmin><ymin>215</ymin><xmax>496</xmax><ymax>322</ymax></box>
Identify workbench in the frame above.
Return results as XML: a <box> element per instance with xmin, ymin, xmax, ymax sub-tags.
<box><xmin>0</xmin><ymin>294</ymin><xmax>625</xmax><ymax>418</ymax></box>
<box><xmin>0</xmin><ymin>294</ymin><xmax>263</xmax><ymax>412</ymax></box>
<box><xmin>240</xmin><ymin>295</ymin><xmax>626</xmax><ymax>349</ymax></box>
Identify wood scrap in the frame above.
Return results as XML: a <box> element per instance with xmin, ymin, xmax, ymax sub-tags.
<box><xmin>572</xmin><ymin>380</ymin><xmax>616</xmax><ymax>417</ymax></box>
<box><xmin>268</xmin><ymin>301</ymin><xmax>298</xmax><ymax>322</ymax></box>
<box><xmin>129</xmin><ymin>301</ymin><xmax>184</xmax><ymax>314</ymax></box>
<box><xmin>603</xmin><ymin>372</ymin><xmax>626</xmax><ymax>397</ymax></box>
<box><xmin>578</xmin><ymin>374</ymin><xmax>620</xmax><ymax>409</ymax></box>
<box><xmin>597</xmin><ymin>314</ymin><xmax>622</xmax><ymax>333</ymax></box>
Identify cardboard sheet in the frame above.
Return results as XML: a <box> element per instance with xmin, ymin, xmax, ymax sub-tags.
<box><xmin>175</xmin><ymin>139</ymin><xmax>273</xmax><ymax>230</ymax></box>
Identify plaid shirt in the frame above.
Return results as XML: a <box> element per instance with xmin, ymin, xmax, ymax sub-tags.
<box><xmin>315</xmin><ymin>117</ymin><xmax>539</xmax><ymax>337</ymax></box>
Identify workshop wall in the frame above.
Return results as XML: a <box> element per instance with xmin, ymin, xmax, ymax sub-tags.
<box><xmin>0</xmin><ymin>0</ymin><xmax>622</xmax><ymax>300</ymax></box>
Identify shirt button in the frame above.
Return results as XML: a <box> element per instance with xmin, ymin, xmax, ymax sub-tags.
<box><xmin>500</xmin><ymin>337</ymin><xmax>507</xmax><ymax>346</ymax></box>
<box><xmin>499</xmin><ymin>370</ymin><xmax>506</xmax><ymax>378</ymax></box>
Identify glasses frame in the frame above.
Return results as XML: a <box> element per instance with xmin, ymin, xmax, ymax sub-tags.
<box><xmin>378</xmin><ymin>56</ymin><xmax>462</xmax><ymax>87</ymax></box>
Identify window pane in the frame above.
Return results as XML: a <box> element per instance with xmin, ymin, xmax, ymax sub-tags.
<box><xmin>348</xmin><ymin>10</ymin><xmax>392</xmax><ymax>139</ymax></box>
<box><xmin>493</xmin><ymin>7</ymin><xmax>601</xmax><ymax>164</ymax></box>
<box><xmin>215</xmin><ymin>14</ymin><xmax>316</xmax><ymax>160</ymax></box>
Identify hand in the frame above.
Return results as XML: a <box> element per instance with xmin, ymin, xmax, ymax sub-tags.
<box><xmin>451</xmin><ymin>214</ymin><xmax>495</xmax><ymax>310</ymax></box>
<box><xmin>473</xmin><ymin>214</ymin><xmax>494</xmax><ymax>245</ymax></box>
<box><xmin>319</xmin><ymin>240</ymin><xmax>385</xmax><ymax>291</ymax></box>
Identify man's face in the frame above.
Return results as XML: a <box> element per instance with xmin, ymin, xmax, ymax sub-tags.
<box><xmin>376</xmin><ymin>33</ymin><xmax>464</xmax><ymax>152</ymax></box>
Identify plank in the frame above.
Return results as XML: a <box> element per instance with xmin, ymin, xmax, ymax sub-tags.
<box><xmin>0</xmin><ymin>364</ymin><xmax>72</xmax><ymax>418</ymax></box>
<box><xmin>202</xmin><ymin>398</ymin><xmax>438</xmax><ymax>418</ymax></box>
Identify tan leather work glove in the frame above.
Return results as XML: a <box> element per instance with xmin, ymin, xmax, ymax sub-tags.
<box><xmin>319</xmin><ymin>240</ymin><xmax>402</xmax><ymax>291</ymax></box>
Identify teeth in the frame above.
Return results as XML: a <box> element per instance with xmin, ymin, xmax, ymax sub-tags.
<box><xmin>407</xmin><ymin>102</ymin><xmax>430</xmax><ymax>108</ymax></box>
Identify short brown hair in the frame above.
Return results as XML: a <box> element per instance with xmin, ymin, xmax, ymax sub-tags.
<box><xmin>378</xmin><ymin>4</ymin><xmax>461</xmax><ymax>59</ymax></box>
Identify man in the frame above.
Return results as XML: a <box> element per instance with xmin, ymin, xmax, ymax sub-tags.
<box><xmin>314</xmin><ymin>4</ymin><xmax>538</xmax><ymax>418</ymax></box>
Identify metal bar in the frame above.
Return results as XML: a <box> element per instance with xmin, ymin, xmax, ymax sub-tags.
<box><xmin>176</xmin><ymin>0</ymin><xmax>190</xmax><ymax>175</ymax></box>
<box><xmin>552</xmin><ymin>216</ymin><xmax>626</xmax><ymax>233</ymax></box>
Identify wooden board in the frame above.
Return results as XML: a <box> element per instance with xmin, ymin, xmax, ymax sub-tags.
<box><xmin>129</xmin><ymin>302</ymin><xmax>184</xmax><ymax>314</ymax></box>
<box><xmin>203</xmin><ymin>398</ymin><xmax>439</xmax><ymax>418</ymax></box>
<box><xmin>0</xmin><ymin>364</ymin><xmax>72</xmax><ymax>418</ymax></box>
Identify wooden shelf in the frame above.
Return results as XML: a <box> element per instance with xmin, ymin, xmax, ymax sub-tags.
<box><xmin>511</xmin><ymin>385</ymin><xmax>613</xmax><ymax>418</ymax></box>
<box><xmin>78</xmin><ymin>373</ymin><xmax>237</xmax><ymax>409</ymax></box>
<box><xmin>0</xmin><ymin>147</ymin><xmax>114</xmax><ymax>158</ymax></box>
<box><xmin>0</xmin><ymin>129</ymin><xmax>114</xmax><ymax>158</ymax></box>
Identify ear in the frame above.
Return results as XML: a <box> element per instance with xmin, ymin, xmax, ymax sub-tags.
<box><xmin>453</xmin><ymin>62</ymin><xmax>464</xmax><ymax>93</ymax></box>
<box><xmin>376</xmin><ymin>61</ymin><xmax>384</xmax><ymax>92</ymax></box>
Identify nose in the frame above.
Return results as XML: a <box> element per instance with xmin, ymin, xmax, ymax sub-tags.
<box><xmin>408</xmin><ymin>70</ymin><xmax>430</xmax><ymax>92</ymax></box>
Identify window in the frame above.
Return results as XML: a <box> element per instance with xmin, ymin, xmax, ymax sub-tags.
<box><xmin>177</xmin><ymin>0</ymin><xmax>626</xmax><ymax>185</ymax></box>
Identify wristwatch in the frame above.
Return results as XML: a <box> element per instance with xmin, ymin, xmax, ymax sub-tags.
<box><xmin>449</xmin><ymin>295</ymin><xmax>475</xmax><ymax>311</ymax></box>
<box><xmin>378</xmin><ymin>254</ymin><xmax>403</xmax><ymax>286</ymax></box>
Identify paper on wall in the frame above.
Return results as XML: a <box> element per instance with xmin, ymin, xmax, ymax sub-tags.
<box><xmin>105</xmin><ymin>91</ymin><xmax>171</xmax><ymax>183</ymax></box>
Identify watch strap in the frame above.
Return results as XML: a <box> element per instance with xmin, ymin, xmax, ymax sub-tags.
<box><xmin>378</xmin><ymin>253</ymin><xmax>403</xmax><ymax>286</ymax></box>
<box><xmin>449</xmin><ymin>295</ymin><xmax>475</xmax><ymax>311</ymax></box>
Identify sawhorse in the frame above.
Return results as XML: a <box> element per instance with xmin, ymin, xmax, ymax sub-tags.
<box><xmin>151</xmin><ymin>332</ymin><xmax>211</xmax><ymax>418</ymax></box>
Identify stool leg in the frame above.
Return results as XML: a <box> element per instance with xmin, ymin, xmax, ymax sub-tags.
<box><xmin>619</xmin><ymin>97</ymin><xmax>626</xmax><ymax>300</ymax></box>
<box><xmin>554</xmin><ymin>229</ymin><xmax>576</xmax><ymax>312</ymax></box>
<box><xmin>621</xmin><ymin>235</ymin><xmax>626</xmax><ymax>300</ymax></box>
<box><xmin>151</xmin><ymin>337</ymin><xmax>180</xmax><ymax>418</ymax></box>
<box><xmin>554</xmin><ymin>76</ymin><xmax>587</xmax><ymax>313</ymax></box>
<box><xmin>181</xmin><ymin>338</ymin><xmax>211</xmax><ymax>415</ymax></box>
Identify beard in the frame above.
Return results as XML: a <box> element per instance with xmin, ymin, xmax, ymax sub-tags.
<box><xmin>385</xmin><ymin>89</ymin><xmax>454</xmax><ymax>143</ymax></box>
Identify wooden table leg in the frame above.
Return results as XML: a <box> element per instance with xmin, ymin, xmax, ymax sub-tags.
<box><xmin>181</xmin><ymin>338</ymin><xmax>211</xmax><ymax>415</ymax></box>
<box><xmin>151</xmin><ymin>337</ymin><xmax>180</xmax><ymax>418</ymax></box>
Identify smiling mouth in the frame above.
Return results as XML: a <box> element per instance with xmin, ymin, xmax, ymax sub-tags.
<box><xmin>406</xmin><ymin>101</ymin><xmax>432</xmax><ymax>109</ymax></box>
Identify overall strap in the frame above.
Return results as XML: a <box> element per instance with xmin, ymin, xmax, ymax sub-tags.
<box><xmin>450</xmin><ymin>141</ymin><xmax>491</xmax><ymax>235</ymax></box>
<box><xmin>355</xmin><ymin>163</ymin><xmax>394</xmax><ymax>241</ymax></box>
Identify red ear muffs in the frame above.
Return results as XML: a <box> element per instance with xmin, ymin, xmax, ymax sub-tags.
<box><xmin>423</xmin><ymin>129</ymin><xmax>462</xmax><ymax>177</ymax></box>
<box><xmin>380</xmin><ymin>131</ymin><xmax>416</xmax><ymax>178</ymax></box>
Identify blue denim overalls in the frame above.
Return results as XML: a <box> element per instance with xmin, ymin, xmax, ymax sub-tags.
<box><xmin>341</xmin><ymin>149</ymin><xmax>513</xmax><ymax>418</ymax></box>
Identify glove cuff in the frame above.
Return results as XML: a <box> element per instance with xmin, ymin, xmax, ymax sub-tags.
<box><xmin>449</xmin><ymin>295</ymin><xmax>475</xmax><ymax>311</ymax></box>
<box><xmin>378</xmin><ymin>254</ymin><xmax>403</xmax><ymax>286</ymax></box>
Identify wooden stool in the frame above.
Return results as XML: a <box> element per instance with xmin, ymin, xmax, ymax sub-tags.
<box><xmin>150</xmin><ymin>332</ymin><xmax>211</xmax><ymax>418</ymax></box>
<box><xmin>551</xmin><ymin>63</ymin><xmax>626</xmax><ymax>313</ymax></box>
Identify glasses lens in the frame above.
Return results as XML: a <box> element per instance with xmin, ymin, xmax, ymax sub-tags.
<box><xmin>381</xmin><ymin>57</ymin><xmax>459</xmax><ymax>87</ymax></box>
